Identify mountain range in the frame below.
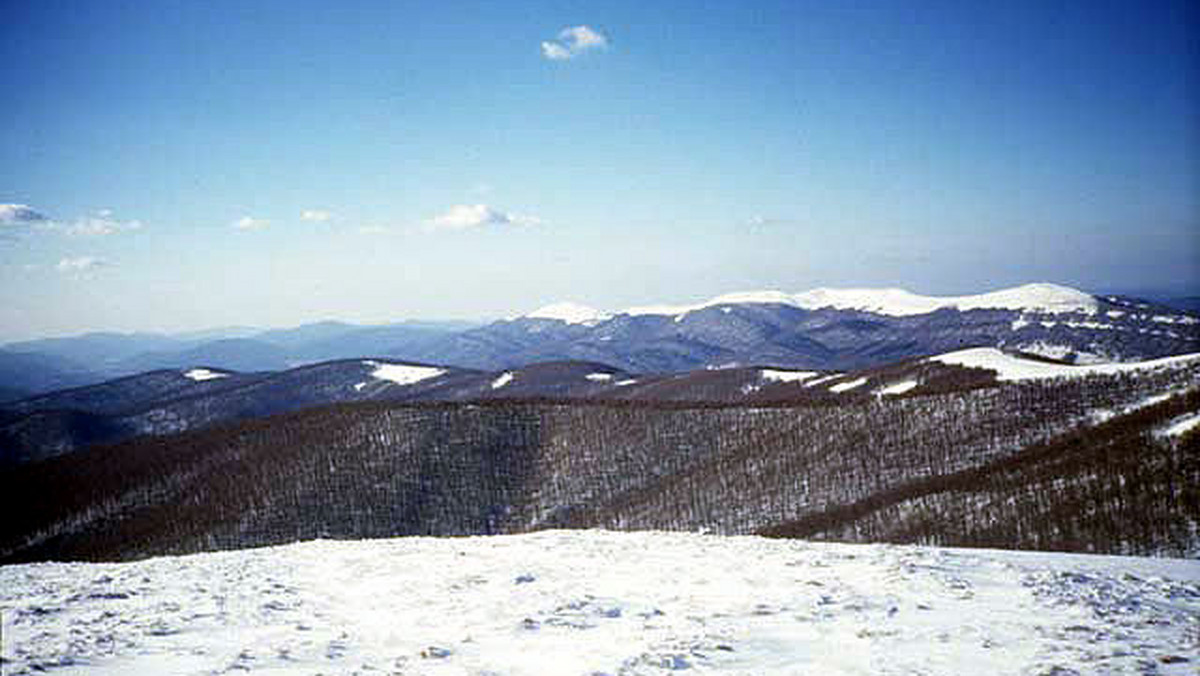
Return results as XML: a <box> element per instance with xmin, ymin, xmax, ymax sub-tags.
<box><xmin>2</xmin><ymin>280</ymin><xmax>1198</xmax><ymax>563</ymax></box>
<box><xmin>3</xmin><ymin>283</ymin><xmax>1197</xmax><ymax>401</ymax></box>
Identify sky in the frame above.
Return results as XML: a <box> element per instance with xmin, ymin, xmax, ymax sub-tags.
<box><xmin>1</xmin><ymin>0</ymin><xmax>1197</xmax><ymax>341</ymax></box>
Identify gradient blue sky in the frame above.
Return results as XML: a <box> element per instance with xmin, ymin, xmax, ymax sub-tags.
<box><xmin>1</xmin><ymin>0</ymin><xmax>1197</xmax><ymax>340</ymax></box>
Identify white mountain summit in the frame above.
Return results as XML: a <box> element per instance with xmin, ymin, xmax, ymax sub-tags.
<box><xmin>524</xmin><ymin>283</ymin><xmax>1100</xmax><ymax>324</ymax></box>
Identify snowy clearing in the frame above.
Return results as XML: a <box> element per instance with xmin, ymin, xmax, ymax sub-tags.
<box><xmin>366</xmin><ymin>361</ymin><xmax>446</xmax><ymax>386</ymax></box>
<box><xmin>1158</xmin><ymin>412</ymin><xmax>1200</xmax><ymax>439</ymax></box>
<box><xmin>803</xmin><ymin>373</ymin><xmax>843</xmax><ymax>388</ymax></box>
<box><xmin>1</xmin><ymin>530</ymin><xmax>1196</xmax><ymax>675</ymax></box>
<box><xmin>491</xmin><ymin>372</ymin><xmax>514</xmax><ymax>389</ymax></box>
<box><xmin>930</xmin><ymin>348</ymin><xmax>1200</xmax><ymax>382</ymax></box>
<box><xmin>760</xmin><ymin>368</ymin><xmax>820</xmax><ymax>384</ymax></box>
<box><xmin>828</xmin><ymin>376</ymin><xmax>869</xmax><ymax>393</ymax></box>
<box><xmin>874</xmin><ymin>379</ymin><xmax>919</xmax><ymax>396</ymax></box>
<box><xmin>182</xmin><ymin>368</ymin><xmax>227</xmax><ymax>382</ymax></box>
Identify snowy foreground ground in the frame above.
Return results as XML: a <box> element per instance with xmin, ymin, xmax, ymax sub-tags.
<box><xmin>2</xmin><ymin>531</ymin><xmax>1197</xmax><ymax>675</ymax></box>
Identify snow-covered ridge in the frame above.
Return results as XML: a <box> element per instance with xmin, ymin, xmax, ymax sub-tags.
<box><xmin>930</xmin><ymin>347</ymin><xmax>1200</xmax><ymax>382</ymax></box>
<box><xmin>523</xmin><ymin>283</ymin><xmax>1101</xmax><ymax>323</ymax></box>
<box><xmin>525</xmin><ymin>302</ymin><xmax>611</xmax><ymax>325</ymax></box>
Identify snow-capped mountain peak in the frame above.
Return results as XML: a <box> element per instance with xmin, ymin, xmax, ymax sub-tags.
<box><xmin>527</xmin><ymin>283</ymin><xmax>1101</xmax><ymax>323</ymax></box>
<box><xmin>618</xmin><ymin>282</ymin><xmax>1100</xmax><ymax>319</ymax></box>
<box><xmin>525</xmin><ymin>302</ymin><xmax>611</xmax><ymax>325</ymax></box>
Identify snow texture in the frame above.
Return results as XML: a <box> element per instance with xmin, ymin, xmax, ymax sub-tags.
<box><xmin>585</xmin><ymin>373</ymin><xmax>613</xmax><ymax>382</ymax></box>
<box><xmin>930</xmin><ymin>348</ymin><xmax>1200</xmax><ymax>382</ymax></box>
<box><xmin>182</xmin><ymin>369</ymin><xmax>227</xmax><ymax>382</ymax></box>
<box><xmin>759</xmin><ymin>368</ymin><xmax>820</xmax><ymax>384</ymax></box>
<box><xmin>365</xmin><ymin>361</ymin><xmax>445</xmax><ymax>386</ymax></box>
<box><xmin>1</xmin><ymin>530</ymin><xmax>1197</xmax><ymax>675</ymax></box>
<box><xmin>491</xmin><ymin>372</ymin><xmax>515</xmax><ymax>389</ymax></box>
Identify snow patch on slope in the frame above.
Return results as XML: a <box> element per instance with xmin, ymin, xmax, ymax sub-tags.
<box><xmin>829</xmin><ymin>376</ymin><xmax>869</xmax><ymax>392</ymax></box>
<box><xmin>491</xmin><ymin>372</ymin><xmax>514</xmax><ymax>389</ymax></box>
<box><xmin>875</xmin><ymin>379</ymin><xmax>919</xmax><ymax>396</ymax></box>
<box><xmin>760</xmin><ymin>368</ymin><xmax>820</xmax><ymax>383</ymax></box>
<box><xmin>930</xmin><ymin>348</ymin><xmax>1200</xmax><ymax>382</ymax></box>
<box><xmin>183</xmin><ymin>368</ymin><xmax>228</xmax><ymax>382</ymax></box>
<box><xmin>585</xmin><ymin>373</ymin><xmax>613</xmax><ymax>382</ymax></box>
<box><xmin>1158</xmin><ymin>412</ymin><xmax>1200</xmax><ymax>439</ymax></box>
<box><xmin>366</xmin><ymin>361</ymin><xmax>446</xmax><ymax>385</ymax></box>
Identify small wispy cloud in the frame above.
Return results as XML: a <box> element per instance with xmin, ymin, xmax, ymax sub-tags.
<box><xmin>541</xmin><ymin>25</ymin><xmax>608</xmax><ymax>60</ymax></box>
<box><xmin>233</xmin><ymin>216</ymin><xmax>269</xmax><ymax>231</ymax></box>
<box><xmin>425</xmin><ymin>204</ymin><xmax>541</xmax><ymax>232</ymax></box>
<box><xmin>56</xmin><ymin>256</ymin><xmax>108</xmax><ymax>273</ymax></box>
<box><xmin>67</xmin><ymin>210</ymin><xmax>143</xmax><ymax>236</ymax></box>
<box><xmin>301</xmin><ymin>209</ymin><xmax>333</xmax><ymax>223</ymax></box>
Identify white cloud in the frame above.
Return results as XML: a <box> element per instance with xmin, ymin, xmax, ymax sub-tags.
<box><xmin>233</xmin><ymin>216</ymin><xmax>269</xmax><ymax>231</ymax></box>
<box><xmin>541</xmin><ymin>41</ymin><xmax>573</xmax><ymax>60</ymax></box>
<box><xmin>541</xmin><ymin>25</ymin><xmax>609</xmax><ymax>60</ymax></box>
<box><xmin>301</xmin><ymin>209</ymin><xmax>333</xmax><ymax>222</ymax></box>
<box><xmin>56</xmin><ymin>256</ymin><xmax>107</xmax><ymax>273</ymax></box>
<box><xmin>425</xmin><ymin>204</ymin><xmax>541</xmax><ymax>232</ymax></box>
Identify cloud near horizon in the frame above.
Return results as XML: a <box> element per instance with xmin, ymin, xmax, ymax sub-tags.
<box><xmin>233</xmin><ymin>216</ymin><xmax>269</xmax><ymax>231</ymax></box>
<box><xmin>56</xmin><ymin>256</ymin><xmax>107</xmax><ymax>273</ymax></box>
<box><xmin>425</xmin><ymin>204</ymin><xmax>541</xmax><ymax>232</ymax></box>
<box><xmin>541</xmin><ymin>25</ymin><xmax>608</xmax><ymax>60</ymax></box>
<box><xmin>67</xmin><ymin>210</ymin><xmax>143</xmax><ymax>236</ymax></box>
<box><xmin>301</xmin><ymin>209</ymin><xmax>333</xmax><ymax>222</ymax></box>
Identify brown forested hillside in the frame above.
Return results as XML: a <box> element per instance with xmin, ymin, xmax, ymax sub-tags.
<box><xmin>1</xmin><ymin>365</ymin><xmax>1196</xmax><ymax>563</ymax></box>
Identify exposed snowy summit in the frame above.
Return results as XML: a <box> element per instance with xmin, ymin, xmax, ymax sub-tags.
<box><xmin>791</xmin><ymin>282</ymin><xmax>1100</xmax><ymax>316</ymax></box>
<box><xmin>525</xmin><ymin>302</ymin><xmax>611</xmax><ymax>325</ymax></box>
<box><xmin>527</xmin><ymin>282</ymin><xmax>1102</xmax><ymax>323</ymax></box>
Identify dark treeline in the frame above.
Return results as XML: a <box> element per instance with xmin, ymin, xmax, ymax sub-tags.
<box><xmin>1</xmin><ymin>365</ymin><xmax>1196</xmax><ymax>562</ymax></box>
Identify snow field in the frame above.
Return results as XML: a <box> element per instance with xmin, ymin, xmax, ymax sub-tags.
<box><xmin>2</xmin><ymin>530</ymin><xmax>1197</xmax><ymax>675</ymax></box>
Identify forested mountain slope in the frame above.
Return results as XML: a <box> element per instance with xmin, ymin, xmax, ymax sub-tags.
<box><xmin>3</xmin><ymin>361</ymin><xmax>1196</xmax><ymax>563</ymax></box>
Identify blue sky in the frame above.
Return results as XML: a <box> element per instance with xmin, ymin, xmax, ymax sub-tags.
<box><xmin>1</xmin><ymin>0</ymin><xmax>1196</xmax><ymax>340</ymax></box>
